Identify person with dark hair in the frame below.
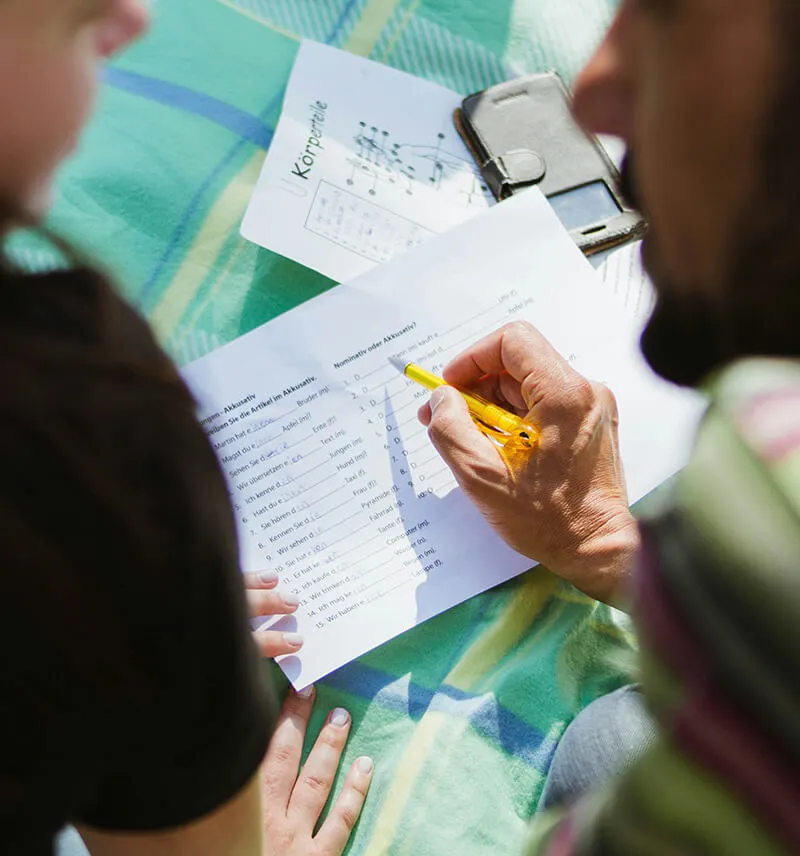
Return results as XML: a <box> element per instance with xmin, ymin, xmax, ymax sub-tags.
<box><xmin>421</xmin><ymin>0</ymin><xmax>800</xmax><ymax>853</ymax></box>
<box><xmin>0</xmin><ymin>2</ymin><xmax>372</xmax><ymax>855</ymax></box>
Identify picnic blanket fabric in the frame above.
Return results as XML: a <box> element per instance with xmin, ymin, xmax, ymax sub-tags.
<box><xmin>39</xmin><ymin>2</ymin><xmax>639</xmax><ymax>854</ymax></box>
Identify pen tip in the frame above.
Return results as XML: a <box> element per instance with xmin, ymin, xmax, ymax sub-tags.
<box><xmin>388</xmin><ymin>356</ymin><xmax>409</xmax><ymax>374</ymax></box>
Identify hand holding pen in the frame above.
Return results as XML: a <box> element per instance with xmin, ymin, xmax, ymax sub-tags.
<box><xmin>410</xmin><ymin>321</ymin><xmax>640</xmax><ymax>606</ymax></box>
<box><xmin>390</xmin><ymin>357</ymin><xmax>539</xmax><ymax>453</ymax></box>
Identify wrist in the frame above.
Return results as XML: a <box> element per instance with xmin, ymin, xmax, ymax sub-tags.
<box><xmin>563</xmin><ymin>510</ymin><xmax>640</xmax><ymax>607</ymax></box>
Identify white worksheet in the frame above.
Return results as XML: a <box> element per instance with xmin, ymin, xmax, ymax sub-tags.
<box><xmin>241</xmin><ymin>40</ymin><xmax>492</xmax><ymax>283</ymax></box>
<box><xmin>186</xmin><ymin>189</ymin><xmax>704</xmax><ymax>689</ymax></box>
<box><xmin>598</xmin><ymin>240</ymin><xmax>656</xmax><ymax>323</ymax></box>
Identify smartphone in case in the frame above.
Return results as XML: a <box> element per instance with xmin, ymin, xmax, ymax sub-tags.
<box><xmin>455</xmin><ymin>73</ymin><xmax>646</xmax><ymax>255</ymax></box>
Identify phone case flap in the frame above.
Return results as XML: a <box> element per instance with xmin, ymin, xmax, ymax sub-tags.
<box><xmin>482</xmin><ymin>150</ymin><xmax>546</xmax><ymax>198</ymax></box>
<box><xmin>461</xmin><ymin>73</ymin><xmax>617</xmax><ymax>199</ymax></box>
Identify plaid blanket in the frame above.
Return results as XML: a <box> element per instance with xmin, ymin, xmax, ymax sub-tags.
<box><xmin>43</xmin><ymin>2</ymin><xmax>637</xmax><ymax>854</ymax></box>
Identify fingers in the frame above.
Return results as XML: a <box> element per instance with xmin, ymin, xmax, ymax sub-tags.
<box><xmin>245</xmin><ymin>572</ymin><xmax>303</xmax><ymax>659</ymax></box>
<box><xmin>442</xmin><ymin>322</ymin><xmax>574</xmax><ymax>413</ymax></box>
<box><xmin>418</xmin><ymin>400</ymin><xmax>433</xmax><ymax>427</ymax></box>
<box><xmin>456</xmin><ymin>371</ymin><xmax>529</xmax><ymax>415</ymax></box>
<box><xmin>425</xmin><ymin>387</ymin><xmax>504</xmax><ymax>482</ymax></box>
<box><xmin>247</xmin><ymin>587</ymin><xmax>300</xmax><ymax>619</ymax></box>
<box><xmin>417</xmin><ymin>372</ymin><xmax>526</xmax><ymax>429</ymax></box>
<box><xmin>262</xmin><ymin>686</ymin><xmax>316</xmax><ymax>802</ymax></box>
<box><xmin>315</xmin><ymin>756</ymin><xmax>374</xmax><ymax>855</ymax></box>
<box><xmin>253</xmin><ymin>629</ymin><xmax>304</xmax><ymax>659</ymax></box>
<box><xmin>442</xmin><ymin>322</ymin><xmax>560</xmax><ymax>385</ymax></box>
<box><xmin>289</xmin><ymin>707</ymin><xmax>352</xmax><ymax>824</ymax></box>
<box><xmin>244</xmin><ymin>571</ymin><xmax>280</xmax><ymax>590</ymax></box>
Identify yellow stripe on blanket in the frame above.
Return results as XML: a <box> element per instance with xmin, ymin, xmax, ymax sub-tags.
<box><xmin>376</xmin><ymin>0</ymin><xmax>423</xmax><ymax>62</ymax></box>
<box><xmin>155</xmin><ymin>0</ymin><xmax>409</xmax><ymax>348</ymax></box>
<box><xmin>361</xmin><ymin>711</ymin><xmax>461</xmax><ymax>856</ymax></box>
<box><xmin>215</xmin><ymin>0</ymin><xmax>302</xmax><ymax>42</ymax></box>
<box><xmin>446</xmin><ymin>572</ymin><xmax>560</xmax><ymax>694</ymax></box>
<box><xmin>346</xmin><ymin>0</ymin><xmax>405</xmax><ymax>56</ymax></box>
<box><xmin>359</xmin><ymin>575</ymin><xmax>557</xmax><ymax>855</ymax></box>
<box><xmin>150</xmin><ymin>151</ymin><xmax>265</xmax><ymax>344</ymax></box>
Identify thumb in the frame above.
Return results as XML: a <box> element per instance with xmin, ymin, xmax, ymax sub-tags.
<box><xmin>426</xmin><ymin>387</ymin><xmax>498</xmax><ymax>475</ymax></box>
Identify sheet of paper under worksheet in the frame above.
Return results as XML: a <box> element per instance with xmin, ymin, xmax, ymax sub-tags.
<box><xmin>184</xmin><ymin>189</ymin><xmax>703</xmax><ymax>689</ymax></box>
<box><xmin>241</xmin><ymin>40</ymin><xmax>492</xmax><ymax>283</ymax></box>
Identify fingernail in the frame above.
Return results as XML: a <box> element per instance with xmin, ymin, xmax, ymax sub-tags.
<box><xmin>258</xmin><ymin>571</ymin><xmax>279</xmax><ymax>585</ymax></box>
<box><xmin>330</xmin><ymin>707</ymin><xmax>350</xmax><ymax>727</ymax></box>
<box><xmin>430</xmin><ymin>386</ymin><xmax>447</xmax><ymax>413</ymax></box>
<box><xmin>297</xmin><ymin>685</ymin><xmax>314</xmax><ymax>699</ymax></box>
<box><xmin>284</xmin><ymin>632</ymin><xmax>304</xmax><ymax>648</ymax></box>
<box><xmin>357</xmin><ymin>756</ymin><xmax>374</xmax><ymax>775</ymax></box>
<box><xmin>282</xmin><ymin>592</ymin><xmax>300</xmax><ymax>607</ymax></box>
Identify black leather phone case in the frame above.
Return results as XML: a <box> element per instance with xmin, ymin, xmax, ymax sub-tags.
<box><xmin>455</xmin><ymin>72</ymin><xmax>646</xmax><ymax>254</ymax></box>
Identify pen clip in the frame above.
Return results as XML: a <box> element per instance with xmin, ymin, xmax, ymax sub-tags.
<box><xmin>472</xmin><ymin>421</ymin><xmax>536</xmax><ymax>480</ymax></box>
<box><xmin>473</xmin><ymin>420</ymin><xmax>536</xmax><ymax>451</ymax></box>
<box><xmin>474</xmin><ymin>422</ymin><xmax>511</xmax><ymax>447</ymax></box>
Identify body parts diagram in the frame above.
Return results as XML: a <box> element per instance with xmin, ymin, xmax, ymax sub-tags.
<box><xmin>347</xmin><ymin>122</ymin><xmax>492</xmax><ymax>209</ymax></box>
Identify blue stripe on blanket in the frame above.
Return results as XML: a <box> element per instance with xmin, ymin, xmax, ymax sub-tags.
<box><xmin>104</xmin><ymin>67</ymin><xmax>274</xmax><ymax>148</ymax></box>
<box><xmin>326</xmin><ymin>661</ymin><xmax>559</xmax><ymax>771</ymax></box>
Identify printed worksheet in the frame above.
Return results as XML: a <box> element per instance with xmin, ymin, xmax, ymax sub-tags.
<box><xmin>186</xmin><ymin>190</ymin><xmax>704</xmax><ymax>689</ymax></box>
<box><xmin>598</xmin><ymin>240</ymin><xmax>657</xmax><ymax>323</ymax></box>
<box><xmin>241</xmin><ymin>40</ymin><xmax>492</xmax><ymax>283</ymax></box>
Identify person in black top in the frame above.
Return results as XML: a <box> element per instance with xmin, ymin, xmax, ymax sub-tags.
<box><xmin>0</xmin><ymin>2</ymin><xmax>373</xmax><ymax>854</ymax></box>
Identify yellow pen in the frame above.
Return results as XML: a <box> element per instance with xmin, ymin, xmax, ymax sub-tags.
<box><xmin>389</xmin><ymin>357</ymin><xmax>539</xmax><ymax>450</ymax></box>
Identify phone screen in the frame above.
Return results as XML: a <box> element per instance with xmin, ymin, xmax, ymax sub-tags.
<box><xmin>548</xmin><ymin>181</ymin><xmax>621</xmax><ymax>232</ymax></box>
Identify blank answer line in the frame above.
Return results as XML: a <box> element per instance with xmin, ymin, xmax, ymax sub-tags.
<box><xmin>284</xmin><ymin>433</ymin><xmax>315</xmax><ymax>453</ymax></box>
<box><xmin>368</xmin><ymin>374</ymin><xmax>406</xmax><ymax>394</ymax></box>
<box><xmin>293</xmin><ymin>472</ymin><xmax>339</xmax><ymax>498</ymax></box>
<box><xmin>355</xmin><ymin>548</ymin><xmax>421</xmax><ymax>582</ymax></box>
<box><xmin>424</xmin><ymin>471</ymin><xmax>457</xmax><ymax>494</ymax></box>
<box><xmin>315</xmin><ymin>497</ymin><xmax>354</xmax><ymax>522</ymax></box>
<box><xmin>352</xmin><ymin>542</ymin><xmax>392</xmax><ymax>568</ymax></box>
<box><xmin>407</xmin><ymin>443</ymin><xmax>432</xmax><ymax>456</ymax></box>
<box><xmin>327</xmin><ymin>522</ymin><xmax>373</xmax><ymax>550</ymax></box>
<box><xmin>352</xmin><ymin>363</ymin><xmax>391</xmax><ymax>382</ymax></box>
<box><xmin>444</xmin><ymin>318</ymin><xmax>509</xmax><ymax>355</ymax></box>
<box><xmin>306</xmin><ymin>483</ymin><xmax>349</xmax><ymax>509</ymax></box>
<box><xmin>343</xmin><ymin>529</ymin><xmax>391</xmax><ymax>561</ymax></box>
<box><xmin>363</xmin><ymin>574</ymin><xmax>416</xmax><ymax>602</ymax></box>
<box><xmin>393</xmin><ymin>395</ymin><xmax>428</xmax><ymax>415</ymax></box>
<box><xmin>438</xmin><ymin>304</ymin><xmax>504</xmax><ymax>339</ymax></box>
<box><xmin>398</xmin><ymin>413</ymin><xmax>424</xmax><ymax>429</ymax></box>
<box><xmin>358</xmin><ymin>567</ymin><xmax>408</xmax><ymax>595</ymax></box>
<box><xmin>426</xmin><ymin>466</ymin><xmax>452</xmax><ymax>481</ymax></box>
<box><xmin>294</xmin><ymin>460</ymin><xmax>332</xmax><ymax>481</ymax></box>
<box><xmin>323</xmin><ymin>509</ymin><xmax>365</xmax><ymax>534</ymax></box>
<box><xmin>270</xmin><ymin>401</ymin><xmax>309</xmax><ymax>426</ymax></box>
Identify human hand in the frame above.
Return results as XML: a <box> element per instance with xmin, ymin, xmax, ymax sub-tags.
<box><xmin>262</xmin><ymin>687</ymin><xmax>374</xmax><ymax>856</ymax></box>
<box><xmin>418</xmin><ymin>322</ymin><xmax>640</xmax><ymax>605</ymax></box>
<box><xmin>245</xmin><ymin>572</ymin><xmax>305</xmax><ymax>658</ymax></box>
